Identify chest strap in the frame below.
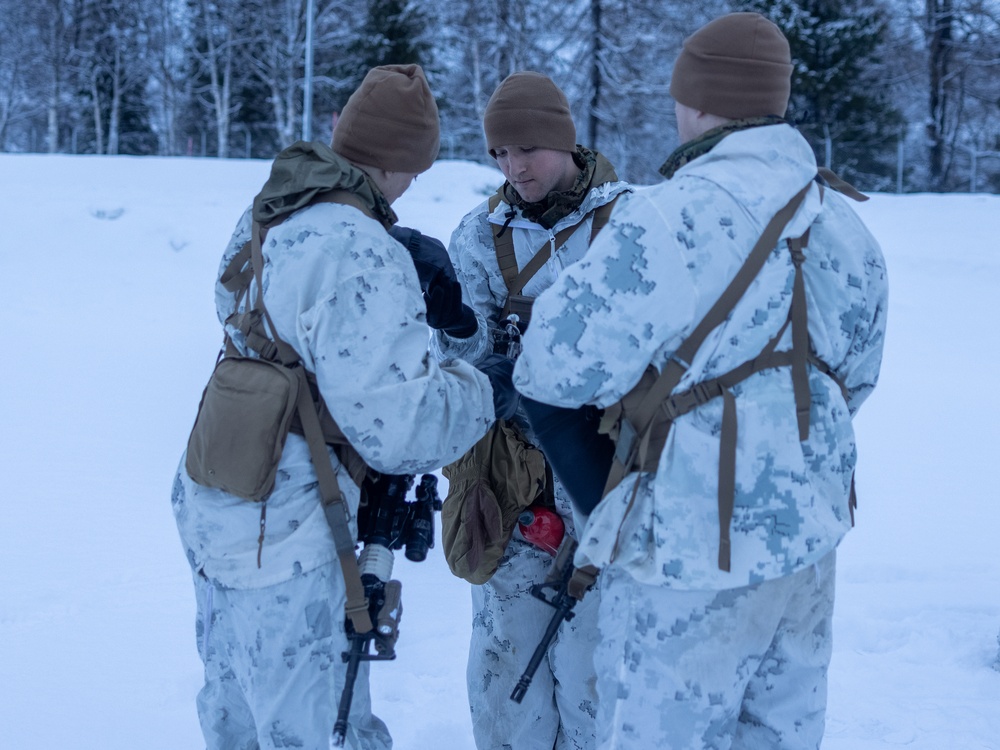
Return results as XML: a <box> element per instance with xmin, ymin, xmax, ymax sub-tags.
<box><xmin>489</xmin><ymin>194</ymin><xmax>619</xmax><ymax>321</ymax></box>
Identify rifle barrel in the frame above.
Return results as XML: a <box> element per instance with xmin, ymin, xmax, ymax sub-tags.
<box><xmin>509</xmin><ymin>598</ymin><xmax>571</xmax><ymax>703</ymax></box>
<box><xmin>333</xmin><ymin>635</ymin><xmax>366</xmax><ymax>746</ymax></box>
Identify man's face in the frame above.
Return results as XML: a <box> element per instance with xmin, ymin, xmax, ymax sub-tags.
<box><xmin>494</xmin><ymin>145</ymin><xmax>577</xmax><ymax>204</ymax></box>
<box><xmin>380</xmin><ymin>171</ymin><xmax>418</xmax><ymax>204</ymax></box>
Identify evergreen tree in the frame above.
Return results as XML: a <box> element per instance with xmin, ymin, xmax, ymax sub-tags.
<box><xmin>350</xmin><ymin>0</ymin><xmax>432</xmax><ymax>90</ymax></box>
<box><xmin>734</xmin><ymin>0</ymin><xmax>904</xmax><ymax>190</ymax></box>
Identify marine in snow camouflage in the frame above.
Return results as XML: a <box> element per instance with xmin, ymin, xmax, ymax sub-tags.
<box><xmin>174</xmin><ymin>201</ymin><xmax>495</xmax><ymax>590</ymax></box>
<box><xmin>173</xmin><ymin>197</ymin><xmax>496</xmax><ymax>749</ymax></box>
<box><xmin>514</xmin><ymin>123</ymin><xmax>888</xmax><ymax>592</ymax></box>
<box><xmin>434</xmin><ymin>173</ymin><xmax>631</xmax><ymax>750</ymax></box>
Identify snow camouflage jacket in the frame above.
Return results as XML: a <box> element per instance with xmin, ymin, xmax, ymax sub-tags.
<box><xmin>513</xmin><ymin>123</ymin><xmax>888</xmax><ymax>590</ymax></box>
<box><xmin>431</xmin><ymin>162</ymin><xmax>632</xmax><ymax>366</ymax></box>
<box><xmin>174</xmin><ymin>193</ymin><xmax>495</xmax><ymax>590</ymax></box>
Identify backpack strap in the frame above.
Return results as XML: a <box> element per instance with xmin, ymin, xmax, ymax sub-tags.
<box><xmin>488</xmin><ymin>194</ymin><xmax>520</xmax><ymax>290</ymax></box>
<box><xmin>787</xmin><ymin>230</ymin><xmax>812</xmax><ymax>440</ymax></box>
<box><xmin>602</xmin><ymin>182</ymin><xmax>814</xmax><ymax>572</ymax></box>
<box><xmin>817</xmin><ymin>167</ymin><xmax>869</xmax><ymax>202</ymax></box>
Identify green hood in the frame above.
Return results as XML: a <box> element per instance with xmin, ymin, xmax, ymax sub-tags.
<box><xmin>252</xmin><ymin>141</ymin><xmax>397</xmax><ymax>229</ymax></box>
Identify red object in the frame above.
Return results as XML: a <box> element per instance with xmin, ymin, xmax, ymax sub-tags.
<box><xmin>517</xmin><ymin>506</ymin><xmax>565</xmax><ymax>555</ymax></box>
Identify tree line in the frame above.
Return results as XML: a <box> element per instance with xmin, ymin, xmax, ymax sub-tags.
<box><xmin>2</xmin><ymin>0</ymin><xmax>998</xmax><ymax>191</ymax></box>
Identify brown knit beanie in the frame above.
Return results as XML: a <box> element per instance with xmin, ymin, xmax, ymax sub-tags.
<box><xmin>483</xmin><ymin>72</ymin><xmax>577</xmax><ymax>158</ymax></box>
<box><xmin>332</xmin><ymin>64</ymin><xmax>440</xmax><ymax>173</ymax></box>
<box><xmin>670</xmin><ymin>12</ymin><xmax>792</xmax><ymax>119</ymax></box>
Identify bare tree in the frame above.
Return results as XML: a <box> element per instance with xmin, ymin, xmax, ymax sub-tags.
<box><xmin>0</xmin><ymin>0</ymin><xmax>38</xmax><ymax>150</ymax></box>
<box><xmin>919</xmin><ymin>0</ymin><xmax>1000</xmax><ymax>189</ymax></box>
<box><xmin>146</xmin><ymin>0</ymin><xmax>193</xmax><ymax>155</ymax></box>
<box><xmin>191</xmin><ymin>0</ymin><xmax>243</xmax><ymax>157</ymax></box>
<box><xmin>926</xmin><ymin>0</ymin><xmax>956</xmax><ymax>187</ymax></box>
<box><xmin>244</xmin><ymin>0</ymin><xmax>306</xmax><ymax>149</ymax></box>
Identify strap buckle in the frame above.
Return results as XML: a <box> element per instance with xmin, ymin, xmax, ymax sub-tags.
<box><xmin>662</xmin><ymin>380</ymin><xmax>721</xmax><ymax>419</ymax></box>
<box><xmin>614</xmin><ymin>418</ymin><xmax>638</xmax><ymax>466</ymax></box>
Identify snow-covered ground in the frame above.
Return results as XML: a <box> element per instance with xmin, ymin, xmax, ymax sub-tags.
<box><xmin>2</xmin><ymin>152</ymin><xmax>998</xmax><ymax>749</ymax></box>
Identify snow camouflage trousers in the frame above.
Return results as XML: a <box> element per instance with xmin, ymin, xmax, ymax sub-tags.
<box><xmin>194</xmin><ymin>563</ymin><xmax>392</xmax><ymax>750</ymax></box>
<box><xmin>469</xmin><ymin>537</ymin><xmax>600</xmax><ymax>750</ymax></box>
<box><xmin>594</xmin><ymin>550</ymin><xmax>837</xmax><ymax>750</ymax></box>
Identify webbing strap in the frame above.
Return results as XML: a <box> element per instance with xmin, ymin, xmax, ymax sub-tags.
<box><xmin>226</xmin><ymin>219</ymin><xmax>373</xmax><ymax>633</ymax></box>
<box><xmin>788</xmin><ymin>231</ymin><xmax>812</xmax><ymax>440</ymax></box>
<box><xmin>490</xmin><ymin>197</ymin><xmax>620</xmax><ymax>319</ymax></box>
<box><xmin>248</xmin><ymin>225</ymin><xmax>304</xmax><ymax>366</ymax></box>
<box><xmin>603</xmin><ymin>182</ymin><xmax>813</xmax><ymax>498</ymax></box>
<box><xmin>220</xmin><ymin>241</ymin><xmax>253</xmax><ymax>293</ymax></box>
<box><xmin>293</xmin><ymin>366</ymin><xmax>373</xmax><ymax>634</ymax></box>
<box><xmin>488</xmin><ymin>194</ymin><xmax>520</xmax><ymax>290</ymax></box>
<box><xmin>718</xmin><ymin>390</ymin><xmax>737</xmax><ymax>571</ymax></box>
<box><xmin>507</xmin><ymin>223</ymin><xmax>577</xmax><ymax>298</ymax></box>
<box><xmin>817</xmin><ymin>167</ymin><xmax>869</xmax><ymax>202</ymax></box>
<box><xmin>567</xmin><ymin>564</ymin><xmax>599</xmax><ymax>601</ymax></box>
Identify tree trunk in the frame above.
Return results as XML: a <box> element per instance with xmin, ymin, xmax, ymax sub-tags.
<box><xmin>927</xmin><ymin>0</ymin><xmax>954</xmax><ymax>190</ymax></box>
<box><xmin>588</xmin><ymin>0</ymin><xmax>602</xmax><ymax>149</ymax></box>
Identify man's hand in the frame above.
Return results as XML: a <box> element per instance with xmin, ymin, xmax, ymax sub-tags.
<box><xmin>391</xmin><ymin>226</ymin><xmax>478</xmax><ymax>338</ymax></box>
<box><xmin>477</xmin><ymin>354</ymin><xmax>520</xmax><ymax>421</ymax></box>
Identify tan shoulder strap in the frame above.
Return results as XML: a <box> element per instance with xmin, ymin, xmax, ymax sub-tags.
<box><xmin>492</xmin><ymin>195</ymin><xmax>622</xmax><ymax>320</ymax></box>
<box><xmin>506</xmin><ymin>223</ymin><xmax>577</xmax><ymax>297</ymax></box>
<box><xmin>603</xmin><ymin>182</ymin><xmax>813</xmax><ymax>497</ymax></box>
<box><xmin>507</xmin><ymin>195</ymin><xmax>621</xmax><ymax>298</ymax></box>
<box><xmin>489</xmin><ymin>194</ymin><xmax>520</xmax><ymax>290</ymax></box>
<box><xmin>589</xmin><ymin>196</ymin><xmax>618</xmax><ymax>240</ymax></box>
<box><xmin>817</xmin><ymin>167</ymin><xmax>869</xmax><ymax>202</ymax></box>
<box><xmin>232</xmin><ymin>223</ymin><xmax>374</xmax><ymax>633</ymax></box>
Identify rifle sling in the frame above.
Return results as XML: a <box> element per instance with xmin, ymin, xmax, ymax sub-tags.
<box><xmin>226</xmin><ymin>214</ymin><xmax>374</xmax><ymax>634</ymax></box>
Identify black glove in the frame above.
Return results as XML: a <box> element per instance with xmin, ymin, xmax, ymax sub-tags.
<box><xmin>522</xmin><ymin>398</ymin><xmax>615</xmax><ymax>516</ymax></box>
<box><xmin>391</xmin><ymin>226</ymin><xmax>478</xmax><ymax>338</ymax></box>
<box><xmin>390</xmin><ymin>225</ymin><xmax>450</xmax><ymax>290</ymax></box>
<box><xmin>477</xmin><ymin>354</ymin><xmax>520</xmax><ymax>422</ymax></box>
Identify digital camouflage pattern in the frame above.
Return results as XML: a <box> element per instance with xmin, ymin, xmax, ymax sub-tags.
<box><xmin>514</xmin><ymin>123</ymin><xmax>888</xmax><ymax>591</ymax></box>
<box><xmin>435</xmin><ymin>167</ymin><xmax>630</xmax><ymax>749</ymax></box>
<box><xmin>173</xmin><ymin>197</ymin><xmax>496</xmax><ymax>748</ymax></box>
<box><xmin>469</xmin><ymin>531</ymin><xmax>601</xmax><ymax>750</ymax></box>
<box><xmin>194</xmin><ymin>562</ymin><xmax>391</xmax><ymax>750</ymax></box>
<box><xmin>594</xmin><ymin>551</ymin><xmax>836</xmax><ymax>749</ymax></box>
<box><xmin>431</xmin><ymin>176</ymin><xmax>632</xmax><ymax>368</ymax></box>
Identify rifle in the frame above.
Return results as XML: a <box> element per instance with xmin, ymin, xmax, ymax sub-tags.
<box><xmin>492</xmin><ymin>313</ymin><xmax>523</xmax><ymax>360</ymax></box>
<box><xmin>510</xmin><ymin>535</ymin><xmax>593</xmax><ymax>703</ymax></box>
<box><xmin>332</xmin><ymin>576</ymin><xmax>401</xmax><ymax>747</ymax></box>
<box><xmin>332</xmin><ymin>474</ymin><xmax>441</xmax><ymax>746</ymax></box>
